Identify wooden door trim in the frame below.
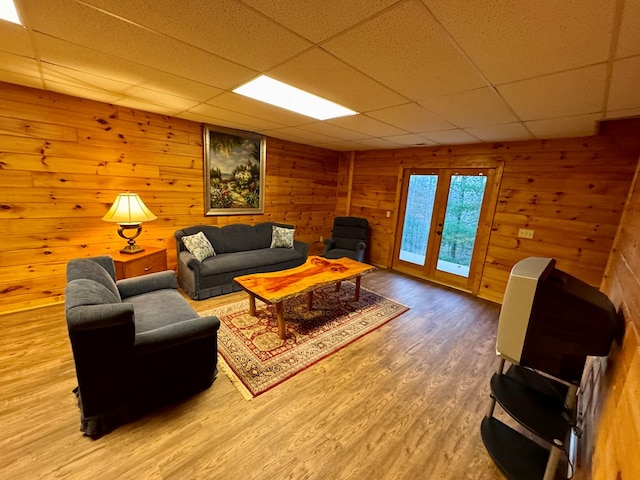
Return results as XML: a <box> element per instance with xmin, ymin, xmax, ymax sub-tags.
<box><xmin>391</xmin><ymin>163</ymin><xmax>504</xmax><ymax>296</ymax></box>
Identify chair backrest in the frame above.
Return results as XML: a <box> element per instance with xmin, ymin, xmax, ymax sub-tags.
<box><xmin>332</xmin><ymin>216</ymin><xmax>368</xmax><ymax>251</ymax></box>
<box><xmin>66</xmin><ymin>256</ymin><xmax>121</xmax><ymax>304</ymax></box>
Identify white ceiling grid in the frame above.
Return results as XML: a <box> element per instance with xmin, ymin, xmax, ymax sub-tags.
<box><xmin>0</xmin><ymin>0</ymin><xmax>638</xmax><ymax>150</ymax></box>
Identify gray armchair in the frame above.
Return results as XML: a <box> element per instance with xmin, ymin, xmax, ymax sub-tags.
<box><xmin>322</xmin><ymin>216</ymin><xmax>369</xmax><ymax>262</ymax></box>
<box><xmin>65</xmin><ymin>256</ymin><xmax>220</xmax><ymax>437</ymax></box>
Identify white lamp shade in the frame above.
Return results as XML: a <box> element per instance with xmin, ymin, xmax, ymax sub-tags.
<box><xmin>102</xmin><ymin>193</ymin><xmax>157</xmax><ymax>225</ymax></box>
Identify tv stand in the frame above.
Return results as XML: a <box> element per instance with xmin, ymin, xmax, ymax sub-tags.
<box><xmin>481</xmin><ymin>359</ymin><xmax>577</xmax><ymax>480</ymax></box>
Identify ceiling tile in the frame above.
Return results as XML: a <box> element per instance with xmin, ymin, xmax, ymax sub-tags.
<box><xmin>464</xmin><ymin>123</ymin><xmax>533</xmax><ymax>142</ymax></box>
<box><xmin>24</xmin><ymin>0</ymin><xmax>254</xmax><ymax>89</ymax></box>
<box><xmin>80</xmin><ymin>0</ymin><xmax>311</xmax><ymax>71</ymax></box>
<box><xmin>111</xmin><ymin>98</ymin><xmax>181</xmax><ymax>116</ymax></box>
<box><xmin>0</xmin><ymin>51</ymin><xmax>41</xmax><ymax>79</ymax></box>
<box><xmin>0</xmin><ymin>69</ymin><xmax>44</xmax><ymax>90</ymax></box>
<box><xmin>343</xmin><ymin>137</ymin><xmax>402</xmax><ymax>150</ymax></box>
<box><xmin>35</xmin><ymin>34</ymin><xmax>224</xmax><ymax>102</ymax></box>
<box><xmin>420</xmin><ymin>87</ymin><xmax>518</xmax><ymax>127</ymax></box>
<box><xmin>0</xmin><ymin>20</ymin><xmax>35</xmax><ymax>57</ymax></box>
<box><xmin>366</xmin><ymin>103</ymin><xmax>454</xmax><ymax>133</ymax></box>
<box><xmin>422</xmin><ymin>129</ymin><xmax>481</xmax><ymax>145</ymax></box>
<box><xmin>205</xmin><ymin>92</ymin><xmax>314</xmax><ymax>127</ymax></box>
<box><xmin>616</xmin><ymin>0</ymin><xmax>640</xmax><ymax>57</ymax></box>
<box><xmin>41</xmin><ymin>79</ymin><xmax>125</xmax><ymax>104</ymax></box>
<box><xmin>424</xmin><ymin>0</ymin><xmax>616</xmax><ymax>84</ymax></box>
<box><xmin>525</xmin><ymin>114</ymin><xmax>601</xmax><ymax>139</ymax></box>
<box><xmin>262</xmin><ymin>126</ymin><xmax>340</xmax><ymax>145</ymax></box>
<box><xmin>42</xmin><ymin>63</ymin><xmax>131</xmax><ymax>94</ymax></box>
<box><xmin>121</xmin><ymin>86</ymin><xmax>201</xmax><ymax>112</ymax></box>
<box><xmin>607</xmin><ymin>56</ymin><xmax>640</xmax><ymax>112</ymax></box>
<box><xmin>186</xmin><ymin>102</ymin><xmax>287</xmax><ymax>131</ymax></box>
<box><xmin>267</xmin><ymin>47</ymin><xmax>407</xmax><ymax>112</ymax></box>
<box><xmin>326</xmin><ymin>114</ymin><xmax>406</xmax><ymax>138</ymax></box>
<box><xmin>241</xmin><ymin>0</ymin><xmax>398</xmax><ymax>43</ymax></box>
<box><xmin>323</xmin><ymin>0</ymin><xmax>486</xmax><ymax>99</ymax></box>
<box><xmin>296</xmin><ymin>122</ymin><xmax>368</xmax><ymax>141</ymax></box>
<box><xmin>497</xmin><ymin>64</ymin><xmax>607</xmax><ymax>121</ymax></box>
<box><xmin>382</xmin><ymin>134</ymin><xmax>438</xmax><ymax>146</ymax></box>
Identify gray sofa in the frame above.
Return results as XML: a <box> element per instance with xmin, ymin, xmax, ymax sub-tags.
<box><xmin>174</xmin><ymin>222</ymin><xmax>309</xmax><ymax>300</ymax></box>
<box><xmin>65</xmin><ymin>256</ymin><xmax>220</xmax><ymax>437</ymax></box>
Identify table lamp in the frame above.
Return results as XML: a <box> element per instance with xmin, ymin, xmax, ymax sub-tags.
<box><xmin>102</xmin><ymin>192</ymin><xmax>157</xmax><ymax>254</ymax></box>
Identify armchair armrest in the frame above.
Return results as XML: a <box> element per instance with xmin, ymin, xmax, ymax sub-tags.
<box><xmin>134</xmin><ymin>315</ymin><xmax>221</xmax><ymax>353</ymax></box>
<box><xmin>66</xmin><ymin>303</ymin><xmax>135</xmax><ymax>331</ymax></box>
<box><xmin>322</xmin><ymin>238</ymin><xmax>336</xmax><ymax>256</ymax></box>
<box><xmin>117</xmin><ymin>270</ymin><xmax>178</xmax><ymax>299</ymax></box>
<box><xmin>294</xmin><ymin>240</ymin><xmax>309</xmax><ymax>258</ymax></box>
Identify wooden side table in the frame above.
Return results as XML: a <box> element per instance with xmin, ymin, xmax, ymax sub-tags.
<box><xmin>110</xmin><ymin>246</ymin><xmax>167</xmax><ymax>280</ymax></box>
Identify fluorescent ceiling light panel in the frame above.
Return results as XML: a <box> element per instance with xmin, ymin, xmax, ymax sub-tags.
<box><xmin>233</xmin><ymin>75</ymin><xmax>357</xmax><ymax>120</ymax></box>
<box><xmin>0</xmin><ymin>0</ymin><xmax>21</xmax><ymax>25</ymax></box>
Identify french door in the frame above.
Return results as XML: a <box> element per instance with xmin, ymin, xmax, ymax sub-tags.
<box><xmin>392</xmin><ymin>167</ymin><xmax>497</xmax><ymax>293</ymax></box>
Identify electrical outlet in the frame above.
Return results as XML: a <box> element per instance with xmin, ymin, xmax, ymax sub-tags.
<box><xmin>518</xmin><ymin>228</ymin><xmax>534</xmax><ymax>239</ymax></box>
<box><xmin>386</xmin><ymin>211</ymin><xmax>391</xmax><ymax>218</ymax></box>
<box><xmin>320</xmin><ymin>235</ymin><xmax>323</xmax><ymax>242</ymax></box>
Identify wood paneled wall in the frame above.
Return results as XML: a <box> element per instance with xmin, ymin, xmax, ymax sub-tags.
<box><xmin>578</xmin><ymin>151</ymin><xmax>640</xmax><ymax>479</ymax></box>
<box><xmin>0</xmin><ymin>82</ymin><xmax>338</xmax><ymax>312</ymax></box>
<box><xmin>346</xmin><ymin>127</ymin><xmax>640</xmax><ymax>302</ymax></box>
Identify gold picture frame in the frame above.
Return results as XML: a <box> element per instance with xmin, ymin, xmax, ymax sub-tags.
<box><xmin>203</xmin><ymin>125</ymin><xmax>266</xmax><ymax>216</ymax></box>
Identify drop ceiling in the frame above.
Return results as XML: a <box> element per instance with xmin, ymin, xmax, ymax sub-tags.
<box><xmin>1</xmin><ymin>0</ymin><xmax>639</xmax><ymax>151</ymax></box>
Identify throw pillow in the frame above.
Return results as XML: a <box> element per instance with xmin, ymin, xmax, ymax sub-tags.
<box><xmin>182</xmin><ymin>231</ymin><xmax>216</xmax><ymax>262</ymax></box>
<box><xmin>270</xmin><ymin>225</ymin><xmax>294</xmax><ymax>249</ymax></box>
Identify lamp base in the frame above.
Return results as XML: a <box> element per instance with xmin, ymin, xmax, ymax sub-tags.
<box><xmin>119</xmin><ymin>244</ymin><xmax>145</xmax><ymax>255</ymax></box>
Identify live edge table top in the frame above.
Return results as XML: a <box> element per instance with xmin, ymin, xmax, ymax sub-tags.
<box><xmin>234</xmin><ymin>256</ymin><xmax>375</xmax><ymax>304</ymax></box>
<box><xmin>234</xmin><ymin>256</ymin><xmax>375</xmax><ymax>339</ymax></box>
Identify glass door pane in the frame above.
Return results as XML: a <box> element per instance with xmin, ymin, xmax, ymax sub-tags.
<box><xmin>436</xmin><ymin>174</ymin><xmax>488</xmax><ymax>278</ymax></box>
<box><xmin>399</xmin><ymin>174</ymin><xmax>438</xmax><ymax>265</ymax></box>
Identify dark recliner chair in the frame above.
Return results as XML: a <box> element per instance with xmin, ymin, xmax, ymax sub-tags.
<box><xmin>64</xmin><ymin>256</ymin><xmax>220</xmax><ymax>438</ymax></box>
<box><xmin>322</xmin><ymin>216</ymin><xmax>369</xmax><ymax>262</ymax></box>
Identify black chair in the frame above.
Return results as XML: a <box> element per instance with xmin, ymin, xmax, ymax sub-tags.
<box><xmin>322</xmin><ymin>216</ymin><xmax>368</xmax><ymax>262</ymax></box>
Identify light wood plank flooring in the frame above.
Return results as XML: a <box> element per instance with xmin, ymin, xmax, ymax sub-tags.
<box><xmin>1</xmin><ymin>269</ymin><xmax>515</xmax><ymax>479</ymax></box>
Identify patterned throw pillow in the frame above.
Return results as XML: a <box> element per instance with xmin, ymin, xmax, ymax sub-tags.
<box><xmin>182</xmin><ymin>231</ymin><xmax>216</xmax><ymax>262</ymax></box>
<box><xmin>270</xmin><ymin>226</ymin><xmax>294</xmax><ymax>249</ymax></box>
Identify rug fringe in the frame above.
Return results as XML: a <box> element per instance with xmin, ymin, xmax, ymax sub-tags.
<box><xmin>217</xmin><ymin>354</ymin><xmax>254</xmax><ymax>400</ymax></box>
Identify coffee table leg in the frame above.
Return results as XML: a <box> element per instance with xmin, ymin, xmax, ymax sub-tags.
<box><xmin>276</xmin><ymin>302</ymin><xmax>286</xmax><ymax>339</ymax></box>
<box><xmin>354</xmin><ymin>276</ymin><xmax>362</xmax><ymax>301</ymax></box>
<box><xmin>248</xmin><ymin>294</ymin><xmax>256</xmax><ymax>316</ymax></box>
<box><xmin>307</xmin><ymin>291</ymin><xmax>313</xmax><ymax>311</ymax></box>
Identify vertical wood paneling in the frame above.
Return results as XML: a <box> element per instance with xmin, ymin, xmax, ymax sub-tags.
<box><xmin>0</xmin><ymin>82</ymin><xmax>338</xmax><ymax>312</ymax></box>
<box><xmin>347</xmin><ymin>131</ymin><xmax>640</xmax><ymax>302</ymax></box>
<box><xmin>580</xmin><ymin>155</ymin><xmax>640</xmax><ymax>480</ymax></box>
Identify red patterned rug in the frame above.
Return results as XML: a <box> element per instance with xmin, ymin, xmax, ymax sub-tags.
<box><xmin>201</xmin><ymin>282</ymin><xmax>408</xmax><ymax>399</ymax></box>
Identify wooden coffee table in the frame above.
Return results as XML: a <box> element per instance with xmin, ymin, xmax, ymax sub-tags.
<box><xmin>234</xmin><ymin>256</ymin><xmax>375</xmax><ymax>339</ymax></box>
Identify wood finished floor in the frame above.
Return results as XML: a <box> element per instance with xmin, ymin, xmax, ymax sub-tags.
<box><xmin>0</xmin><ymin>269</ymin><xmax>513</xmax><ymax>480</ymax></box>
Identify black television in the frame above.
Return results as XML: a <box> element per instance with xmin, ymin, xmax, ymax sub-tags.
<box><xmin>496</xmin><ymin>257</ymin><xmax>619</xmax><ymax>385</ymax></box>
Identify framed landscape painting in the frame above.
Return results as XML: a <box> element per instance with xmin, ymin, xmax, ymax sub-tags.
<box><xmin>203</xmin><ymin>125</ymin><xmax>266</xmax><ymax>216</ymax></box>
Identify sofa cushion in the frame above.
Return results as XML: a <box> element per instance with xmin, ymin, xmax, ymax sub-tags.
<box><xmin>270</xmin><ymin>225</ymin><xmax>295</xmax><ymax>249</ymax></box>
<box><xmin>182</xmin><ymin>231</ymin><xmax>216</xmax><ymax>262</ymax></box>
<box><xmin>67</xmin><ymin>258</ymin><xmax>121</xmax><ymax>302</ymax></box>
<box><xmin>126</xmin><ymin>289</ymin><xmax>198</xmax><ymax>334</ymax></box>
<box><xmin>221</xmin><ymin>224</ymin><xmax>260</xmax><ymax>253</ymax></box>
<box><xmin>198</xmin><ymin>248</ymin><xmax>303</xmax><ymax>276</ymax></box>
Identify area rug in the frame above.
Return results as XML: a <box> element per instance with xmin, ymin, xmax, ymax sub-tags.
<box><xmin>200</xmin><ymin>282</ymin><xmax>408</xmax><ymax>399</ymax></box>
